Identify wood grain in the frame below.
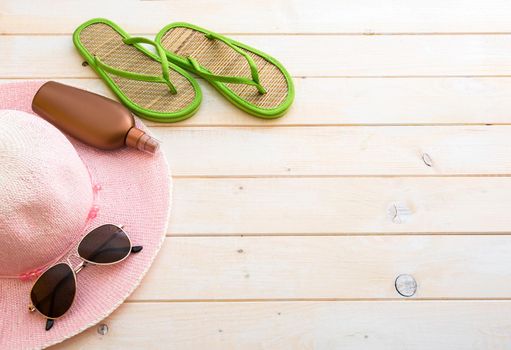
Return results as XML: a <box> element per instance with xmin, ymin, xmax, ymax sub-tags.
<box><xmin>5</xmin><ymin>77</ymin><xmax>511</xmax><ymax>126</ymax></box>
<box><xmin>4</xmin><ymin>35</ymin><xmax>511</xmax><ymax>78</ymax></box>
<box><xmin>51</xmin><ymin>301</ymin><xmax>511</xmax><ymax>350</ymax></box>
<box><xmin>130</xmin><ymin>235</ymin><xmax>511</xmax><ymax>300</ymax></box>
<box><xmin>169</xmin><ymin>177</ymin><xmax>511</xmax><ymax>235</ymax></box>
<box><xmin>151</xmin><ymin>125</ymin><xmax>511</xmax><ymax>176</ymax></box>
<box><xmin>4</xmin><ymin>0</ymin><xmax>511</xmax><ymax>34</ymax></box>
<box><xmin>5</xmin><ymin>1</ymin><xmax>511</xmax><ymax>349</ymax></box>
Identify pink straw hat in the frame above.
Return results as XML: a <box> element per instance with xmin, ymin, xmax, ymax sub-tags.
<box><xmin>0</xmin><ymin>81</ymin><xmax>171</xmax><ymax>349</ymax></box>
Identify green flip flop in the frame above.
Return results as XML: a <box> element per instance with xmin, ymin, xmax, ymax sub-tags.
<box><xmin>73</xmin><ymin>18</ymin><xmax>202</xmax><ymax>123</ymax></box>
<box><xmin>155</xmin><ymin>22</ymin><xmax>294</xmax><ymax>119</ymax></box>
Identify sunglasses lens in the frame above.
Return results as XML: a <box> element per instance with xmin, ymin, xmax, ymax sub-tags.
<box><xmin>30</xmin><ymin>263</ymin><xmax>76</xmax><ymax>319</ymax></box>
<box><xmin>78</xmin><ymin>224</ymin><xmax>131</xmax><ymax>264</ymax></box>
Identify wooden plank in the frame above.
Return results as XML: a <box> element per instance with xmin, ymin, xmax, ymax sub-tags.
<box><xmin>4</xmin><ymin>35</ymin><xmax>511</xmax><ymax>78</ymax></box>
<box><xmin>130</xmin><ymin>236</ymin><xmax>511</xmax><ymax>300</ymax></box>
<box><xmin>6</xmin><ymin>77</ymin><xmax>511</xmax><ymax>126</ymax></box>
<box><xmin>169</xmin><ymin>177</ymin><xmax>511</xmax><ymax>234</ymax></box>
<box><xmin>52</xmin><ymin>301</ymin><xmax>511</xmax><ymax>350</ymax></box>
<box><xmin>5</xmin><ymin>0</ymin><xmax>511</xmax><ymax>35</ymax></box>
<box><xmin>150</xmin><ymin>125</ymin><xmax>511</xmax><ymax>176</ymax></box>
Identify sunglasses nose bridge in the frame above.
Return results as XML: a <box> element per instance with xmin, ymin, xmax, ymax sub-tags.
<box><xmin>74</xmin><ymin>261</ymin><xmax>87</xmax><ymax>274</ymax></box>
<box><xmin>66</xmin><ymin>254</ymin><xmax>87</xmax><ymax>274</ymax></box>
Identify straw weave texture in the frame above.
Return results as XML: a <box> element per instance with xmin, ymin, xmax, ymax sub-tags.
<box><xmin>0</xmin><ymin>81</ymin><xmax>171</xmax><ymax>350</ymax></box>
<box><xmin>160</xmin><ymin>27</ymin><xmax>289</xmax><ymax>109</ymax></box>
<box><xmin>79</xmin><ymin>23</ymin><xmax>196</xmax><ymax>113</ymax></box>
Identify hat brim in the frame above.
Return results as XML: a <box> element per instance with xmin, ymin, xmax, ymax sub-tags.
<box><xmin>0</xmin><ymin>81</ymin><xmax>171</xmax><ymax>349</ymax></box>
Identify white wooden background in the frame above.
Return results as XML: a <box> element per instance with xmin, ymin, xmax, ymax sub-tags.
<box><xmin>2</xmin><ymin>1</ymin><xmax>511</xmax><ymax>349</ymax></box>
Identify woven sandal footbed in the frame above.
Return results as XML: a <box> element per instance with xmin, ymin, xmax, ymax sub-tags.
<box><xmin>78</xmin><ymin>23</ymin><xmax>198</xmax><ymax>115</ymax></box>
<box><xmin>159</xmin><ymin>26</ymin><xmax>290</xmax><ymax>110</ymax></box>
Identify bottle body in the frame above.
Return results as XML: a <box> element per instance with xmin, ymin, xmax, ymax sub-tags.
<box><xmin>32</xmin><ymin>81</ymin><xmax>158</xmax><ymax>154</ymax></box>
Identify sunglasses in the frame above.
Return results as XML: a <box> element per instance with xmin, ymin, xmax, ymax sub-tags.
<box><xmin>28</xmin><ymin>224</ymin><xmax>143</xmax><ymax>331</ymax></box>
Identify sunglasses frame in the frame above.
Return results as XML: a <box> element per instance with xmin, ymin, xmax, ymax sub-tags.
<box><xmin>28</xmin><ymin>224</ymin><xmax>134</xmax><ymax>323</ymax></box>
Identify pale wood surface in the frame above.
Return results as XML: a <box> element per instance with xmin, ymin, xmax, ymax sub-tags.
<box><xmin>9</xmin><ymin>77</ymin><xmax>511</xmax><ymax>126</ymax></box>
<box><xmin>3</xmin><ymin>0</ymin><xmax>511</xmax><ymax>34</ymax></box>
<box><xmin>5</xmin><ymin>35</ymin><xmax>511</xmax><ymax>78</ymax></box>
<box><xmin>153</xmin><ymin>126</ymin><xmax>511</xmax><ymax>176</ymax></box>
<box><xmin>168</xmin><ymin>178</ymin><xmax>511</xmax><ymax>235</ymax></box>
<box><xmin>129</xmin><ymin>236</ymin><xmax>511</xmax><ymax>300</ymax></box>
<box><xmin>48</xmin><ymin>301</ymin><xmax>511</xmax><ymax>350</ymax></box>
<box><xmin>2</xmin><ymin>1</ymin><xmax>511</xmax><ymax>349</ymax></box>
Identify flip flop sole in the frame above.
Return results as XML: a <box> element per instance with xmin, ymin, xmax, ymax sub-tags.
<box><xmin>74</xmin><ymin>18</ymin><xmax>202</xmax><ymax>123</ymax></box>
<box><xmin>156</xmin><ymin>23</ymin><xmax>294</xmax><ymax>119</ymax></box>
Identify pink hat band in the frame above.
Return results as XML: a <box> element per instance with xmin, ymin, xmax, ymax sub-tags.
<box><xmin>0</xmin><ymin>110</ymin><xmax>99</xmax><ymax>279</ymax></box>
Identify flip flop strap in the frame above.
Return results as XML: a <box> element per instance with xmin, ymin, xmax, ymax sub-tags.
<box><xmin>94</xmin><ymin>37</ymin><xmax>177</xmax><ymax>94</ymax></box>
<box><xmin>186</xmin><ymin>32</ymin><xmax>267</xmax><ymax>94</ymax></box>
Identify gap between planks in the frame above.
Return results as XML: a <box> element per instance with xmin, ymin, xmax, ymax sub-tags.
<box><xmin>123</xmin><ymin>298</ymin><xmax>511</xmax><ymax>303</ymax></box>
<box><xmin>170</xmin><ymin>175</ymin><xmax>511</xmax><ymax>179</ymax></box>
<box><xmin>9</xmin><ymin>32</ymin><xmax>511</xmax><ymax>36</ymax></box>
<box><xmin>8</xmin><ymin>75</ymin><xmax>511</xmax><ymax>79</ymax></box>
<box><xmin>163</xmin><ymin>232</ymin><xmax>511</xmax><ymax>237</ymax></box>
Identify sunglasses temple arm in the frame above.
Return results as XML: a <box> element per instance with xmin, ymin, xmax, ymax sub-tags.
<box><xmin>131</xmin><ymin>245</ymin><xmax>143</xmax><ymax>253</ymax></box>
<box><xmin>46</xmin><ymin>318</ymin><xmax>54</xmax><ymax>331</ymax></box>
